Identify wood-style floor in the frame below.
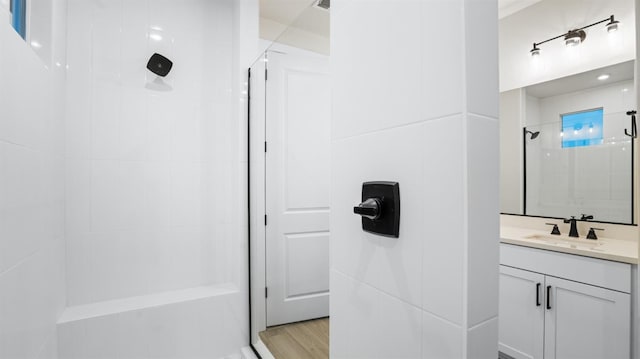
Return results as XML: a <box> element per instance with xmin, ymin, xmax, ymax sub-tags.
<box><xmin>259</xmin><ymin>318</ymin><xmax>329</xmax><ymax>359</ymax></box>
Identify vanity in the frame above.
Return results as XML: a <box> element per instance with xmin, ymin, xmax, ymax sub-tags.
<box><xmin>499</xmin><ymin>221</ymin><xmax>637</xmax><ymax>359</ymax></box>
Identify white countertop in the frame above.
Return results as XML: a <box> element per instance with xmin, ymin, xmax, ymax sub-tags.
<box><xmin>501</xmin><ymin>226</ymin><xmax>639</xmax><ymax>264</ymax></box>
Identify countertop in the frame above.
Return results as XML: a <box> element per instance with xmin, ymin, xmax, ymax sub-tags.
<box><xmin>501</xmin><ymin>226</ymin><xmax>639</xmax><ymax>264</ymax></box>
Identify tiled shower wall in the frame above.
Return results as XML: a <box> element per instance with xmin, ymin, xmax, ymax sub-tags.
<box><xmin>64</xmin><ymin>0</ymin><xmax>243</xmax><ymax>305</ymax></box>
<box><xmin>0</xmin><ymin>2</ymin><xmax>68</xmax><ymax>357</ymax></box>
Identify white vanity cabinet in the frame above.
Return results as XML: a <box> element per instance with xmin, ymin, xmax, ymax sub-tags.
<box><xmin>499</xmin><ymin>243</ymin><xmax>632</xmax><ymax>359</ymax></box>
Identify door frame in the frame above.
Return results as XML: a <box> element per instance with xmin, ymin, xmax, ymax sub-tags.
<box><xmin>248</xmin><ymin>44</ymin><xmax>331</xmax><ymax>356</ymax></box>
<box><xmin>248</xmin><ymin>51</ymin><xmax>269</xmax><ymax>358</ymax></box>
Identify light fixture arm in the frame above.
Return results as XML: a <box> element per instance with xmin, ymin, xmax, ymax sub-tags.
<box><xmin>575</xmin><ymin>15</ymin><xmax>617</xmax><ymax>32</ymax></box>
<box><xmin>530</xmin><ymin>15</ymin><xmax>618</xmax><ymax>55</ymax></box>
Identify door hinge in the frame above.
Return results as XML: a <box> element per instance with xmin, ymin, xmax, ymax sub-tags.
<box><xmin>264</xmin><ymin>214</ymin><xmax>267</xmax><ymax>226</ymax></box>
<box><xmin>264</xmin><ymin>141</ymin><xmax>267</xmax><ymax>153</ymax></box>
<box><xmin>265</xmin><ymin>68</ymin><xmax>268</xmax><ymax>81</ymax></box>
<box><xmin>265</xmin><ymin>287</ymin><xmax>268</xmax><ymax>298</ymax></box>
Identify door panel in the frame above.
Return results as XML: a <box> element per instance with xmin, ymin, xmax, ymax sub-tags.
<box><xmin>266</xmin><ymin>48</ymin><xmax>331</xmax><ymax>326</ymax></box>
<box><xmin>499</xmin><ymin>265</ymin><xmax>545</xmax><ymax>359</ymax></box>
<box><xmin>285</xmin><ymin>231</ymin><xmax>330</xmax><ymax>298</ymax></box>
<box><xmin>544</xmin><ymin>276</ymin><xmax>630</xmax><ymax>359</ymax></box>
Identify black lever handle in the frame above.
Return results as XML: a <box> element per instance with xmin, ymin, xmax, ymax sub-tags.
<box><xmin>586</xmin><ymin>227</ymin><xmax>604</xmax><ymax>240</ymax></box>
<box><xmin>545</xmin><ymin>223</ymin><xmax>561</xmax><ymax>235</ymax></box>
<box><xmin>354</xmin><ymin>198</ymin><xmax>382</xmax><ymax>220</ymax></box>
<box><xmin>536</xmin><ymin>283</ymin><xmax>541</xmax><ymax>306</ymax></box>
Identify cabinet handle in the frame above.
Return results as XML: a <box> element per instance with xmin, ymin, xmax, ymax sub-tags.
<box><xmin>546</xmin><ymin>285</ymin><xmax>552</xmax><ymax>310</ymax></box>
<box><xmin>536</xmin><ymin>283</ymin><xmax>541</xmax><ymax>306</ymax></box>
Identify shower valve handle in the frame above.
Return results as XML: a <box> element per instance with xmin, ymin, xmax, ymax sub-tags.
<box><xmin>354</xmin><ymin>198</ymin><xmax>382</xmax><ymax>220</ymax></box>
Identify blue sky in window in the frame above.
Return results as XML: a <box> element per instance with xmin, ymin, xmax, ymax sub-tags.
<box><xmin>561</xmin><ymin>108</ymin><xmax>604</xmax><ymax>148</ymax></box>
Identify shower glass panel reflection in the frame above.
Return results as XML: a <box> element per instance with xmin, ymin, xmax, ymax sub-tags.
<box><xmin>524</xmin><ymin>109</ymin><xmax>633</xmax><ymax>223</ymax></box>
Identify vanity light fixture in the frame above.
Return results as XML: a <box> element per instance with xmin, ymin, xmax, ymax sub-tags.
<box><xmin>606</xmin><ymin>15</ymin><xmax>620</xmax><ymax>32</ymax></box>
<box><xmin>529</xmin><ymin>14</ymin><xmax>620</xmax><ymax>56</ymax></box>
<box><xmin>564</xmin><ymin>29</ymin><xmax>586</xmax><ymax>47</ymax></box>
<box><xmin>530</xmin><ymin>43</ymin><xmax>541</xmax><ymax>56</ymax></box>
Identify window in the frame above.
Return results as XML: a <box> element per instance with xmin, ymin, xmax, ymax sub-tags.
<box><xmin>561</xmin><ymin>108</ymin><xmax>604</xmax><ymax>148</ymax></box>
<box><xmin>10</xmin><ymin>0</ymin><xmax>26</xmax><ymax>39</ymax></box>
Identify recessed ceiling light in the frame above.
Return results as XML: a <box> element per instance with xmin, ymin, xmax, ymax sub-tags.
<box><xmin>597</xmin><ymin>74</ymin><xmax>610</xmax><ymax>81</ymax></box>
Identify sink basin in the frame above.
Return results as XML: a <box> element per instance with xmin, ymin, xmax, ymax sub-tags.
<box><xmin>522</xmin><ymin>234</ymin><xmax>605</xmax><ymax>251</ymax></box>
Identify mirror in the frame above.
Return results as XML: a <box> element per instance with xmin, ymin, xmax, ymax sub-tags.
<box><xmin>500</xmin><ymin>60</ymin><xmax>636</xmax><ymax>224</ymax></box>
<box><xmin>248</xmin><ymin>1</ymin><xmax>330</xmax><ymax>356</ymax></box>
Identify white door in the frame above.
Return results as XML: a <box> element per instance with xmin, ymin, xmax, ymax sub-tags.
<box><xmin>544</xmin><ymin>276</ymin><xmax>630</xmax><ymax>359</ymax></box>
<box><xmin>265</xmin><ymin>48</ymin><xmax>331</xmax><ymax>326</ymax></box>
<box><xmin>499</xmin><ymin>265</ymin><xmax>545</xmax><ymax>359</ymax></box>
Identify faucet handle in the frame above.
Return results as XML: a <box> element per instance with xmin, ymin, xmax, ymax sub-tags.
<box><xmin>581</xmin><ymin>214</ymin><xmax>594</xmax><ymax>221</ymax></box>
<box><xmin>586</xmin><ymin>227</ymin><xmax>604</xmax><ymax>240</ymax></box>
<box><xmin>545</xmin><ymin>223</ymin><xmax>561</xmax><ymax>235</ymax></box>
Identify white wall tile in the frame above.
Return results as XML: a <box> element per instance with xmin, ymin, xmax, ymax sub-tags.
<box><xmin>331</xmin><ymin>122</ymin><xmax>424</xmax><ymax>307</ymax></box>
<box><xmin>64</xmin><ymin>0</ymin><xmax>242</xmax><ymax>311</ymax></box>
<box><xmin>422</xmin><ymin>311</ymin><xmax>463</xmax><ymax>359</ymax></box>
<box><xmin>331</xmin><ymin>0</ymin><xmax>422</xmax><ymax>139</ymax></box>
<box><xmin>376</xmin><ymin>289</ymin><xmax>422</xmax><ymax>359</ymax></box>
<box><xmin>0</xmin><ymin>9</ymin><xmax>67</xmax><ymax>355</ymax></box>
<box><xmin>420</xmin><ymin>0</ymin><xmax>464</xmax><ymax>121</ymax></box>
<box><xmin>465</xmin><ymin>0</ymin><xmax>499</xmax><ymax>118</ymax></box>
<box><xmin>329</xmin><ymin>270</ymin><xmax>350</xmax><ymax>358</ymax></box>
<box><xmin>466</xmin><ymin>115</ymin><xmax>500</xmax><ymax>327</ymax></box>
<box><xmin>467</xmin><ymin>317</ymin><xmax>499</xmax><ymax>359</ymax></box>
<box><xmin>421</xmin><ymin>116</ymin><xmax>465</xmax><ymax>325</ymax></box>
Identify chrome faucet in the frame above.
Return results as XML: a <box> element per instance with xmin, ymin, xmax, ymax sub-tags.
<box><xmin>564</xmin><ymin>216</ymin><xmax>579</xmax><ymax>238</ymax></box>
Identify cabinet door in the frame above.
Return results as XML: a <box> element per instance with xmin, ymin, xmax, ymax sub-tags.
<box><xmin>544</xmin><ymin>276</ymin><xmax>630</xmax><ymax>359</ymax></box>
<box><xmin>499</xmin><ymin>265</ymin><xmax>545</xmax><ymax>359</ymax></box>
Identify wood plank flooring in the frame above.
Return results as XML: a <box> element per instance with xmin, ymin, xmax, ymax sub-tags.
<box><xmin>259</xmin><ymin>318</ymin><xmax>329</xmax><ymax>359</ymax></box>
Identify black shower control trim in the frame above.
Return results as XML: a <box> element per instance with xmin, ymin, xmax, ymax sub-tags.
<box><xmin>353</xmin><ymin>181</ymin><xmax>400</xmax><ymax>238</ymax></box>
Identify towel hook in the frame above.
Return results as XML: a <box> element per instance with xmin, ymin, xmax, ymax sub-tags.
<box><xmin>624</xmin><ymin>110</ymin><xmax>637</xmax><ymax>139</ymax></box>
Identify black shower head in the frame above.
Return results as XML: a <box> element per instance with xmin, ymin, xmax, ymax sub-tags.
<box><xmin>147</xmin><ymin>53</ymin><xmax>173</xmax><ymax>77</ymax></box>
<box><xmin>525</xmin><ymin>129</ymin><xmax>540</xmax><ymax>140</ymax></box>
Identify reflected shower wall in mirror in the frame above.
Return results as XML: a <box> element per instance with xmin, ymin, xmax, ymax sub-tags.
<box><xmin>501</xmin><ymin>60</ymin><xmax>636</xmax><ymax>224</ymax></box>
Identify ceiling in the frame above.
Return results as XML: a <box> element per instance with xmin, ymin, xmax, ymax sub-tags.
<box><xmin>498</xmin><ymin>0</ymin><xmax>543</xmax><ymax>19</ymax></box>
<box><xmin>260</xmin><ymin>0</ymin><xmax>543</xmax><ymax>40</ymax></box>
<box><xmin>260</xmin><ymin>0</ymin><xmax>329</xmax><ymax>39</ymax></box>
<box><xmin>526</xmin><ymin>60</ymin><xmax>635</xmax><ymax>98</ymax></box>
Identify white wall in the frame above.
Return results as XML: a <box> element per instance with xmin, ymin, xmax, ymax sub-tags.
<box><xmin>330</xmin><ymin>0</ymin><xmax>499</xmax><ymax>357</ymax></box>
<box><xmin>0</xmin><ymin>1</ymin><xmax>68</xmax><ymax>357</ymax></box>
<box><xmin>500</xmin><ymin>0</ymin><xmax>636</xmax><ymax>92</ymax></box>
<box><xmin>500</xmin><ymin>89</ymin><xmax>524</xmax><ymax>214</ymax></box>
<box><xmin>64</xmin><ymin>0</ymin><xmax>242</xmax><ymax>306</ymax></box>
